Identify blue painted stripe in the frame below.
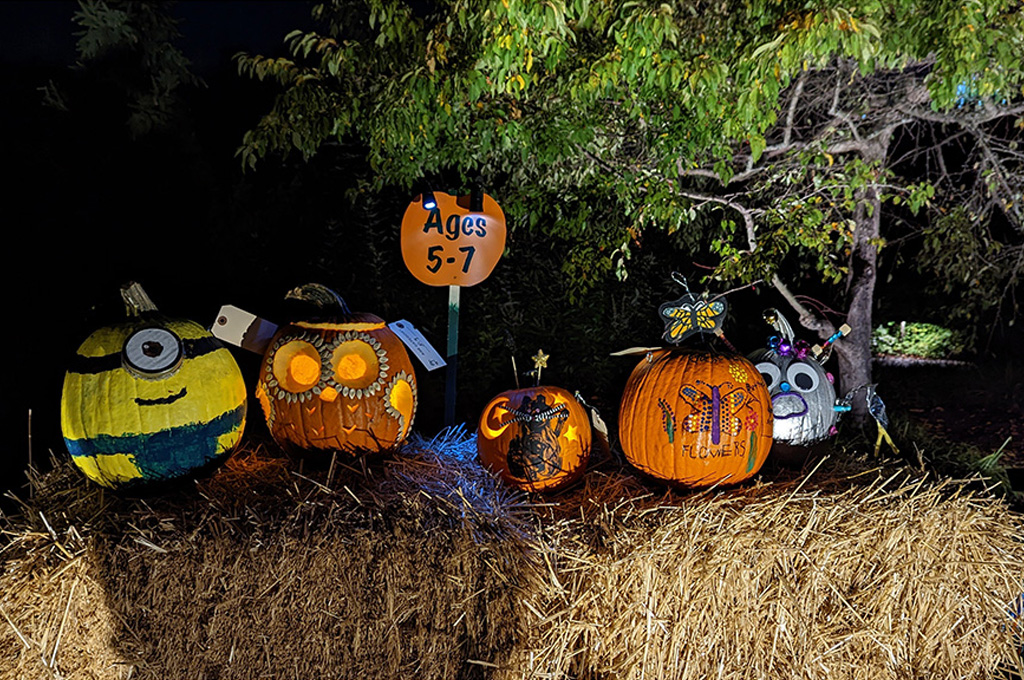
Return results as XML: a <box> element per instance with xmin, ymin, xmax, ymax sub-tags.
<box><xmin>65</xmin><ymin>404</ymin><xmax>245</xmax><ymax>482</ymax></box>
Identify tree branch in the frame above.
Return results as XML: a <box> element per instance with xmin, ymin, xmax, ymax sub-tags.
<box><xmin>771</xmin><ymin>275</ymin><xmax>835</xmax><ymax>337</ymax></box>
<box><xmin>782</xmin><ymin>70</ymin><xmax>807</xmax><ymax>148</ymax></box>
<box><xmin>897</xmin><ymin>102</ymin><xmax>1024</xmax><ymax>127</ymax></box>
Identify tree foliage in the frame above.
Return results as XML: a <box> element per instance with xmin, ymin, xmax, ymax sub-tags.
<box><xmin>47</xmin><ymin>0</ymin><xmax>203</xmax><ymax>138</ymax></box>
<box><xmin>235</xmin><ymin>0</ymin><xmax>1024</xmax><ymax>401</ymax></box>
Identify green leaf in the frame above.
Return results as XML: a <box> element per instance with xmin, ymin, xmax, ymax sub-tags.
<box><xmin>749</xmin><ymin>134</ymin><xmax>766</xmax><ymax>162</ymax></box>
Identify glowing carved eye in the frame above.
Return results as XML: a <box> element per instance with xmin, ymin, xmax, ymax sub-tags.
<box><xmin>787</xmin><ymin>362</ymin><xmax>820</xmax><ymax>393</ymax></box>
<box><xmin>332</xmin><ymin>340</ymin><xmax>381</xmax><ymax>390</ymax></box>
<box><xmin>123</xmin><ymin>327</ymin><xmax>182</xmax><ymax>375</ymax></box>
<box><xmin>755</xmin><ymin>362</ymin><xmax>782</xmax><ymax>390</ymax></box>
<box><xmin>272</xmin><ymin>340</ymin><xmax>322</xmax><ymax>393</ymax></box>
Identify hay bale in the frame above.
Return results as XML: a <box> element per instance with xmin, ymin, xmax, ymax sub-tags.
<box><xmin>0</xmin><ymin>532</ymin><xmax>133</xmax><ymax>679</ymax></box>
<box><xmin>2</xmin><ymin>430</ymin><xmax>541</xmax><ymax>680</ymax></box>
<box><xmin>503</xmin><ymin>463</ymin><xmax>1024</xmax><ymax>679</ymax></box>
<box><xmin>2</xmin><ymin>430</ymin><xmax>1023</xmax><ymax>680</ymax></box>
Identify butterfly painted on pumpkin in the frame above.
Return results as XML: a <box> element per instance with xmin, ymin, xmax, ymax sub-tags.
<box><xmin>658</xmin><ymin>294</ymin><xmax>728</xmax><ymax>345</ymax></box>
<box><xmin>678</xmin><ymin>380</ymin><xmax>751</xmax><ymax>445</ymax></box>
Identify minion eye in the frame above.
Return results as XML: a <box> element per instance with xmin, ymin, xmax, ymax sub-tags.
<box><xmin>755</xmin><ymin>362</ymin><xmax>781</xmax><ymax>390</ymax></box>
<box><xmin>787</xmin><ymin>362</ymin><xmax>820</xmax><ymax>392</ymax></box>
<box><xmin>123</xmin><ymin>327</ymin><xmax>182</xmax><ymax>375</ymax></box>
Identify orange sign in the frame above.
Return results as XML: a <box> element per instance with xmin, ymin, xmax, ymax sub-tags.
<box><xmin>400</xmin><ymin>192</ymin><xmax>506</xmax><ymax>287</ymax></box>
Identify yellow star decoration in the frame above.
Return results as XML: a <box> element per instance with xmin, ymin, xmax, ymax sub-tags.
<box><xmin>564</xmin><ymin>424</ymin><xmax>579</xmax><ymax>442</ymax></box>
<box><xmin>532</xmin><ymin>349</ymin><xmax>550</xmax><ymax>369</ymax></box>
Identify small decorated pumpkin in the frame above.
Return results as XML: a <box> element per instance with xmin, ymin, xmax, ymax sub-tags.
<box><xmin>618</xmin><ymin>349</ymin><xmax>773</xmax><ymax>488</ymax></box>
<box><xmin>256</xmin><ymin>283</ymin><xmax>417</xmax><ymax>454</ymax></box>
<box><xmin>751</xmin><ymin>346</ymin><xmax>838</xmax><ymax>449</ymax></box>
<box><xmin>61</xmin><ymin>282</ymin><xmax>247</xmax><ymax>489</ymax></box>
<box><xmin>750</xmin><ymin>309</ymin><xmax>842</xmax><ymax>457</ymax></box>
<box><xmin>477</xmin><ymin>385</ymin><xmax>592</xmax><ymax>492</ymax></box>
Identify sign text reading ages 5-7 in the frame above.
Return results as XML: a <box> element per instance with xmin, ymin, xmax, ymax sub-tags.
<box><xmin>400</xmin><ymin>191</ymin><xmax>506</xmax><ymax>287</ymax></box>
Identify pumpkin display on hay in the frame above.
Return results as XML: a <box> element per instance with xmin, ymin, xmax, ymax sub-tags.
<box><xmin>477</xmin><ymin>351</ymin><xmax>593</xmax><ymax>492</ymax></box>
<box><xmin>255</xmin><ymin>283</ymin><xmax>417</xmax><ymax>454</ymax></box>
<box><xmin>616</xmin><ymin>275</ymin><xmax>773</xmax><ymax>488</ymax></box>
<box><xmin>60</xmin><ymin>282</ymin><xmax>247</xmax><ymax>489</ymax></box>
<box><xmin>749</xmin><ymin>308</ymin><xmax>844</xmax><ymax>458</ymax></box>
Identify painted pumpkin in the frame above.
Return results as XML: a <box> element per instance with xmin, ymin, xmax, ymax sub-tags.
<box><xmin>751</xmin><ymin>345</ymin><xmax>838</xmax><ymax>451</ymax></box>
<box><xmin>618</xmin><ymin>349</ymin><xmax>773</xmax><ymax>488</ymax></box>
<box><xmin>477</xmin><ymin>386</ymin><xmax>592</xmax><ymax>492</ymax></box>
<box><xmin>256</xmin><ymin>283</ymin><xmax>417</xmax><ymax>454</ymax></box>
<box><xmin>61</xmin><ymin>282</ymin><xmax>247</xmax><ymax>489</ymax></box>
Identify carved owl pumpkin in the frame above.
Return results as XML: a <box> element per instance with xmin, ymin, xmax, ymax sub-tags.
<box><xmin>255</xmin><ymin>284</ymin><xmax>417</xmax><ymax>454</ymax></box>
<box><xmin>618</xmin><ymin>349</ymin><xmax>773</xmax><ymax>488</ymax></box>
<box><xmin>477</xmin><ymin>386</ymin><xmax>592</xmax><ymax>493</ymax></box>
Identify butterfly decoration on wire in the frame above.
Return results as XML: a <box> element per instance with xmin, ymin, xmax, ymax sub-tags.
<box><xmin>657</xmin><ymin>272</ymin><xmax>730</xmax><ymax>347</ymax></box>
<box><xmin>659</xmin><ymin>295</ymin><xmax>728</xmax><ymax>344</ymax></box>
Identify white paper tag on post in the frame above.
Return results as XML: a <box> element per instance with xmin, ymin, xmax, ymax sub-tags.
<box><xmin>211</xmin><ymin>305</ymin><xmax>279</xmax><ymax>355</ymax></box>
<box><xmin>388</xmin><ymin>320</ymin><xmax>446</xmax><ymax>371</ymax></box>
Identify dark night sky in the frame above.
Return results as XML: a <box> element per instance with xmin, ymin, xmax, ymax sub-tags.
<box><xmin>1</xmin><ymin>1</ymin><xmax>320</xmax><ymax>498</ymax></box>
<box><xmin>0</xmin><ymin>1</ymin><xmax>314</xmax><ymax>72</ymax></box>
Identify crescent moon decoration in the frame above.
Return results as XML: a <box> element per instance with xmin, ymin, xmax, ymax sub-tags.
<box><xmin>480</xmin><ymin>398</ymin><xmax>513</xmax><ymax>439</ymax></box>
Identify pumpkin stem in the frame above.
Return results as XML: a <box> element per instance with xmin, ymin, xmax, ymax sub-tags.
<box><xmin>120</xmin><ymin>282</ymin><xmax>160</xmax><ymax>317</ymax></box>
<box><xmin>285</xmin><ymin>283</ymin><xmax>352</xmax><ymax>314</ymax></box>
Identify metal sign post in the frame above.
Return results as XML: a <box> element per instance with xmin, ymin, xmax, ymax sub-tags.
<box><xmin>445</xmin><ymin>285</ymin><xmax>461</xmax><ymax>426</ymax></box>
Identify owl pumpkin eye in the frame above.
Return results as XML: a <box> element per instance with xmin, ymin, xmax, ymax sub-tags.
<box><xmin>755</xmin><ymin>362</ymin><xmax>782</xmax><ymax>390</ymax></box>
<box><xmin>331</xmin><ymin>339</ymin><xmax>382</xmax><ymax>389</ymax></box>
<box><xmin>123</xmin><ymin>327</ymin><xmax>182</xmax><ymax>376</ymax></box>
<box><xmin>786</xmin><ymin>362</ymin><xmax>820</xmax><ymax>393</ymax></box>
<box><xmin>272</xmin><ymin>340</ymin><xmax>322</xmax><ymax>393</ymax></box>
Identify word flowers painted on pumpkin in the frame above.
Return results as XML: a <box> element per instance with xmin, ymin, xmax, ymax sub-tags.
<box><xmin>677</xmin><ymin>379</ymin><xmax>765</xmax><ymax>472</ymax></box>
<box><xmin>682</xmin><ymin>442</ymin><xmax>748</xmax><ymax>460</ymax></box>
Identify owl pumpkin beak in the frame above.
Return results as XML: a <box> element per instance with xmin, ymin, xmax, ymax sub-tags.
<box><xmin>319</xmin><ymin>386</ymin><xmax>339</xmax><ymax>402</ymax></box>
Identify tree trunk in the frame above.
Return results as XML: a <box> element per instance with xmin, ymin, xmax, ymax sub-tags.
<box><xmin>834</xmin><ymin>172</ymin><xmax>884</xmax><ymax>423</ymax></box>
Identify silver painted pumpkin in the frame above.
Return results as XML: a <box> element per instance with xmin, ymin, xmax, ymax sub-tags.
<box><xmin>752</xmin><ymin>350</ymin><xmax>837</xmax><ymax>449</ymax></box>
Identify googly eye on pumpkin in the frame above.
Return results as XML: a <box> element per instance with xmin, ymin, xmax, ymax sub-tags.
<box><xmin>755</xmin><ymin>362</ymin><xmax>782</xmax><ymax>390</ymax></box>
<box><xmin>786</xmin><ymin>362</ymin><xmax>820</xmax><ymax>393</ymax></box>
<box><xmin>123</xmin><ymin>327</ymin><xmax>183</xmax><ymax>376</ymax></box>
<box><xmin>271</xmin><ymin>340</ymin><xmax>323</xmax><ymax>393</ymax></box>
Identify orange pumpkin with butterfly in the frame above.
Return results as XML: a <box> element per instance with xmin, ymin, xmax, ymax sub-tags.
<box><xmin>616</xmin><ymin>274</ymin><xmax>773</xmax><ymax>488</ymax></box>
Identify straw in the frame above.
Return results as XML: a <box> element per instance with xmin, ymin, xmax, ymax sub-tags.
<box><xmin>1</xmin><ymin>433</ymin><xmax>1022</xmax><ymax>680</ymax></box>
